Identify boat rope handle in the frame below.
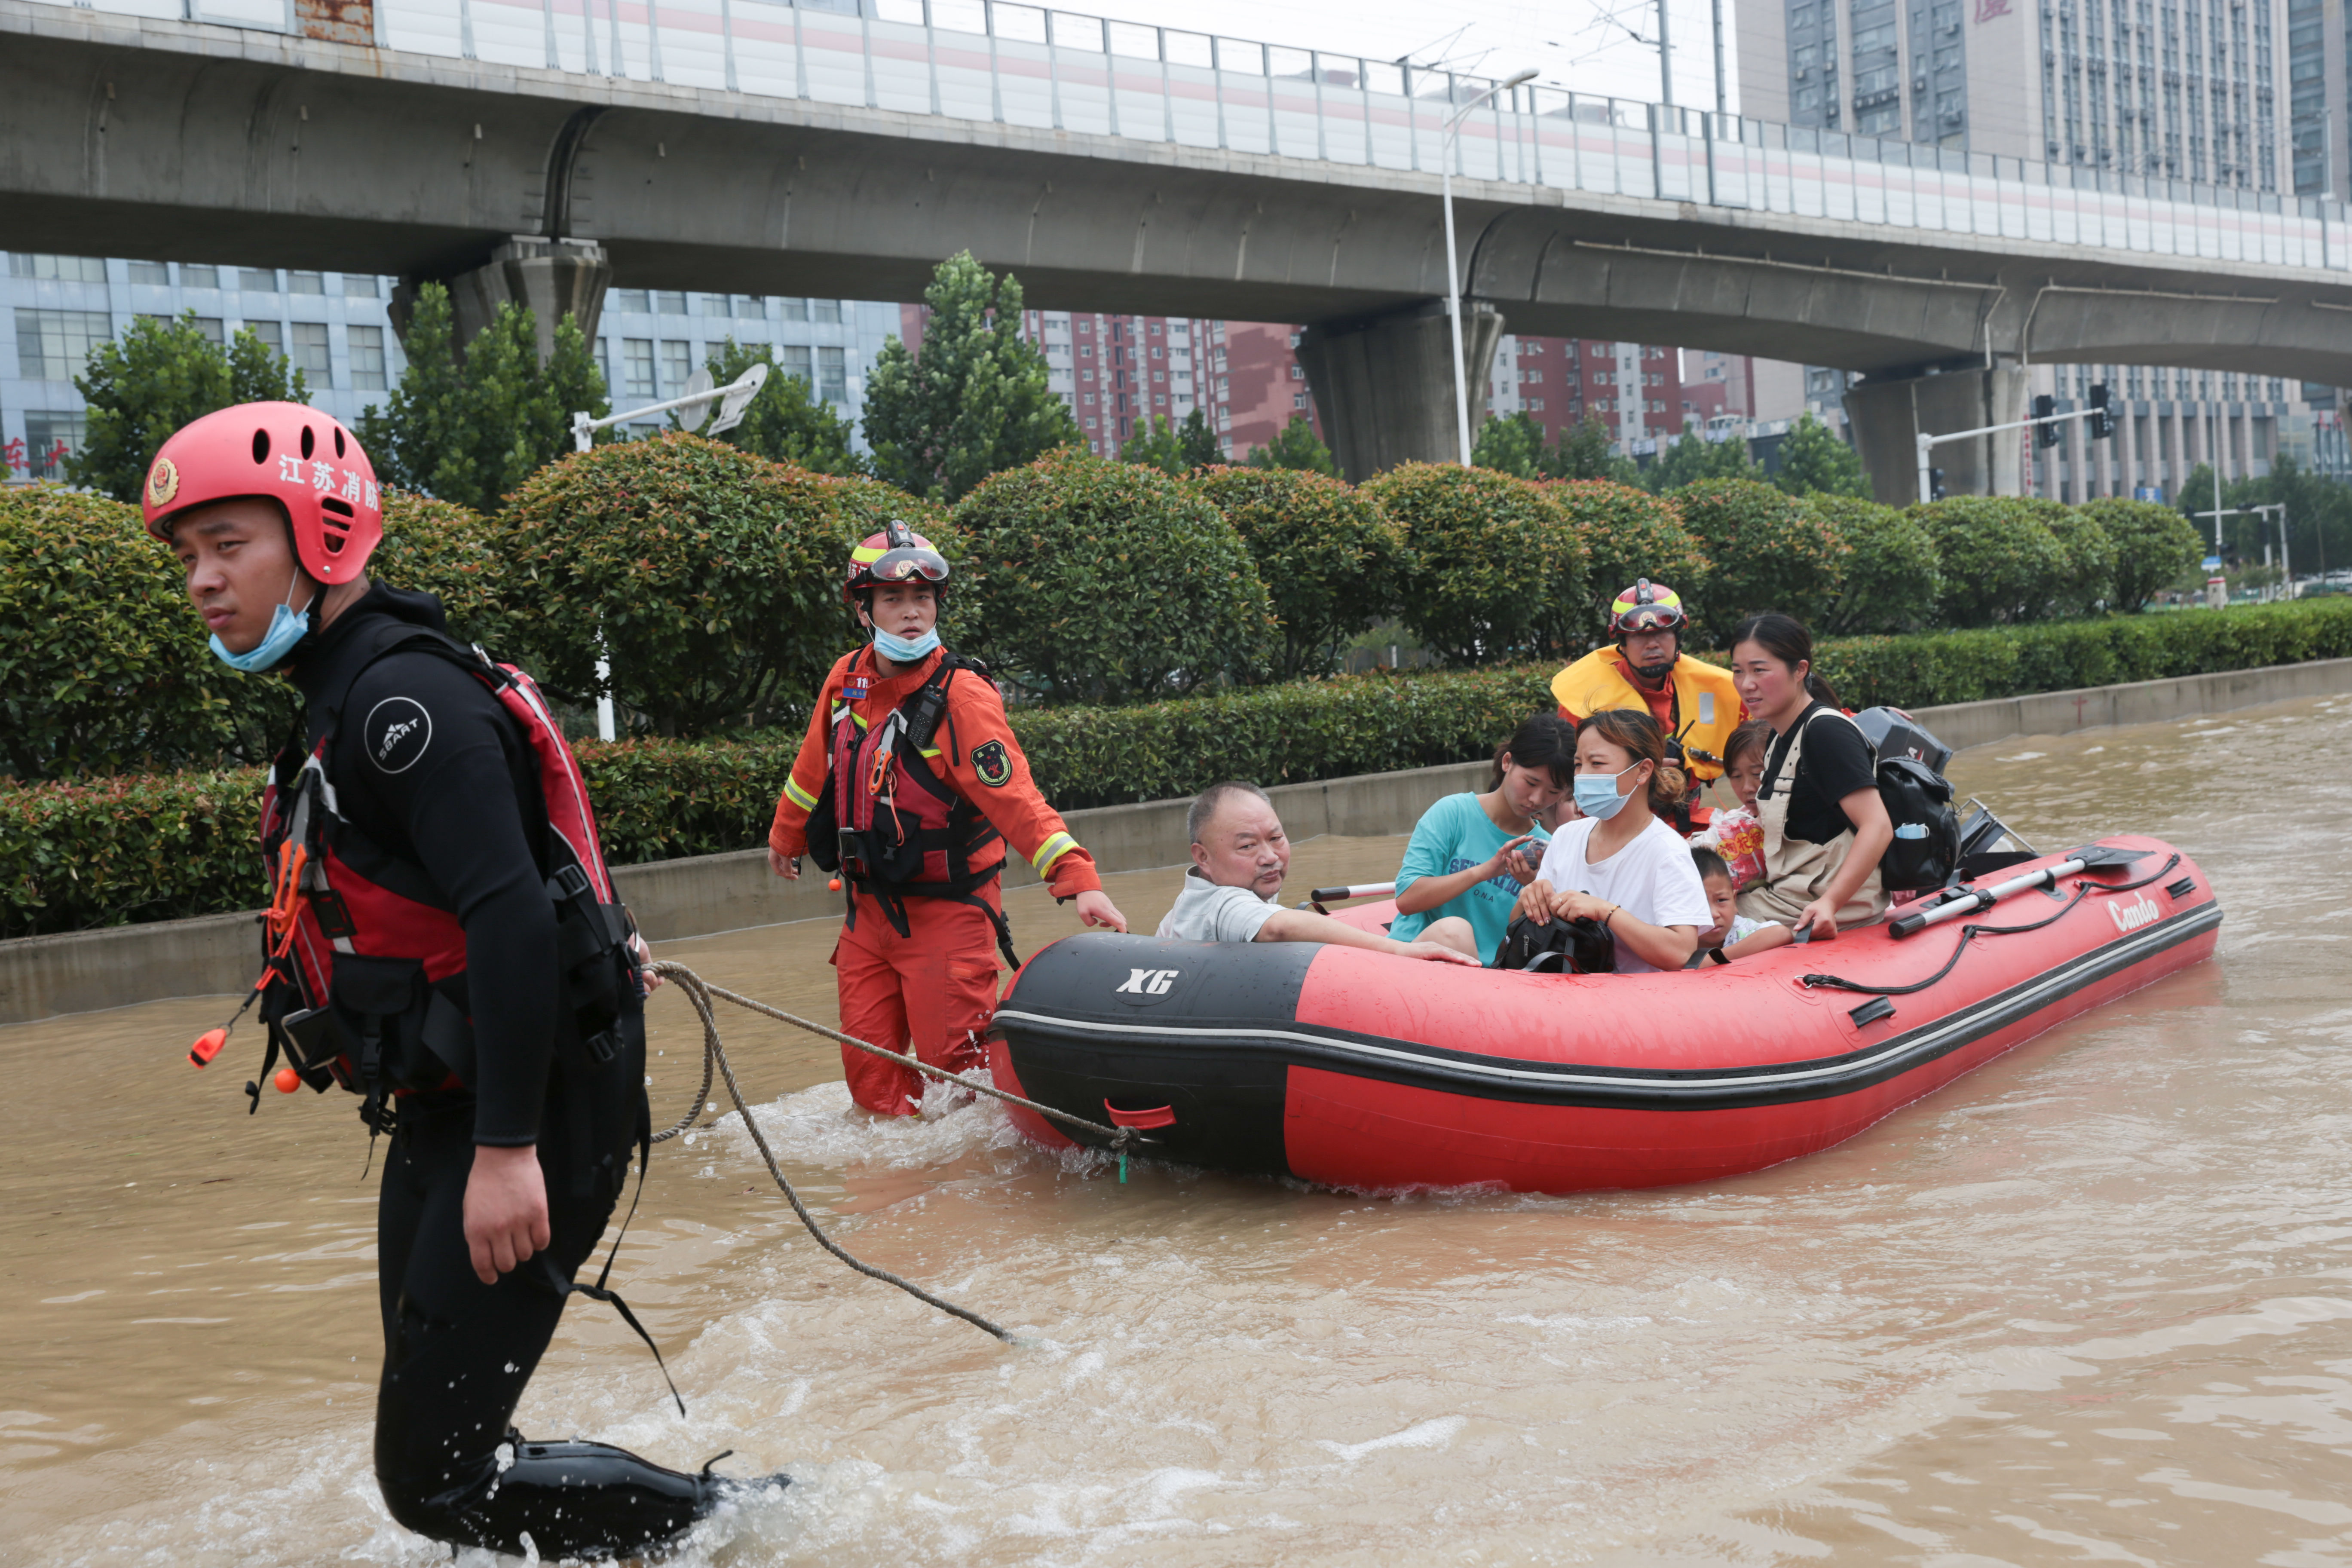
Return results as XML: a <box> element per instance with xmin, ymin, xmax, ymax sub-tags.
<box><xmin>2084</xmin><ymin>851</ymin><xmax>2182</xmax><ymax>894</ymax></box>
<box><xmin>642</xmin><ymin>959</ymin><xmax>1151</xmax><ymax>1344</ymax></box>
<box><xmin>1801</xmin><ymin>884</ymin><xmax>2090</xmax><ymax>997</ymax></box>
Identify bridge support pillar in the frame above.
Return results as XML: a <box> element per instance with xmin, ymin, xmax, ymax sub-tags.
<box><xmin>391</xmin><ymin>236</ymin><xmax>612</xmax><ymax>364</ymax></box>
<box><xmin>1844</xmin><ymin>361</ymin><xmax>2031</xmax><ymax>505</ymax></box>
<box><xmin>1296</xmin><ymin>300</ymin><xmax>1504</xmax><ymax>482</ymax></box>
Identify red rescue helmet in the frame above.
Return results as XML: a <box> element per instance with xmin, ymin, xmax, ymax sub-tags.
<box><xmin>1608</xmin><ymin>578</ymin><xmax>1687</xmax><ymax>636</ymax></box>
<box><xmin>141</xmin><ymin>401</ymin><xmax>382</xmax><ymax>584</ymax></box>
<box><xmin>843</xmin><ymin>520</ymin><xmax>949</xmax><ymax>606</ymax></box>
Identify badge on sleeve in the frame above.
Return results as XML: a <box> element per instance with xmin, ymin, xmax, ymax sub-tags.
<box><xmin>971</xmin><ymin>738</ymin><xmax>1013</xmax><ymax>787</ymax></box>
<box><xmin>365</xmin><ymin>695</ymin><xmax>433</xmax><ymax>774</ymax></box>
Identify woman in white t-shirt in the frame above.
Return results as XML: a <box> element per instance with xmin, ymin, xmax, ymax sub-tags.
<box><xmin>1516</xmin><ymin>709</ymin><xmax>1713</xmax><ymax>973</ymax></box>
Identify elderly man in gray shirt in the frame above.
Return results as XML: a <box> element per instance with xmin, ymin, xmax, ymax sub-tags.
<box><xmin>1157</xmin><ymin>781</ymin><xmax>1479</xmax><ymax>963</ymax></box>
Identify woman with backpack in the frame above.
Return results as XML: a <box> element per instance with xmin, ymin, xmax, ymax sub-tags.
<box><xmin>1724</xmin><ymin>613</ymin><xmax>1894</xmax><ymax>940</ymax></box>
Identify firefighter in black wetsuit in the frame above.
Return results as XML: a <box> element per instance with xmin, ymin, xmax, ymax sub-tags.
<box><xmin>147</xmin><ymin>403</ymin><xmax>776</xmax><ymax>1557</ymax></box>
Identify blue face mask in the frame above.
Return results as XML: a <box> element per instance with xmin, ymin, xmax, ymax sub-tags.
<box><xmin>1573</xmin><ymin>762</ymin><xmax>1644</xmax><ymax>821</ymax></box>
<box><xmin>873</xmin><ymin>625</ymin><xmax>942</xmax><ymax>664</ymax></box>
<box><xmin>208</xmin><ymin>579</ymin><xmax>316</xmax><ymax>673</ymax></box>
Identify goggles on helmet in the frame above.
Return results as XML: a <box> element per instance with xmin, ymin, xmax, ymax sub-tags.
<box><xmin>1608</xmin><ymin>578</ymin><xmax>1687</xmax><ymax>636</ymax></box>
<box><xmin>867</xmin><ymin>545</ymin><xmax>949</xmax><ymax>588</ymax></box>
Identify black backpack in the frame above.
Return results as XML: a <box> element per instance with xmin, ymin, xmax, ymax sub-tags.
<box><xmin>1849</xmin><ymin>707</ymin><xmax>1962</xmax><ymax>892</ymax></box>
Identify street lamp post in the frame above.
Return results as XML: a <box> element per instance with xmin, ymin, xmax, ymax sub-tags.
<box><xmin>1442</xmin><ymin>66</ymin><xmax>1539</xmax><ymax>467</ymax></box>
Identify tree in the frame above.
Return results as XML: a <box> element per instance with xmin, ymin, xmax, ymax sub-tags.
<box><xmin>1472</xmin><ymin>412</ymin><xmax>1545</xmax><ymax>478</ymax></box>
<box><xmin>69</xmin><ymin>312</ymin><xmax>309</xmax><ymax>503</ymax></box>
<box><xmin>1245</xmin><ymin>414</ymin><xmax>1339</xmax><ymax>477</ymax></box>
<box><xmin>1548</xmin><ymin>416</ymin><xmax>1645</xmax><ymax>485</ymax></box>
<box><xmin>1120</xmin><ymin>413</ymin><xmax>1190</xmax><ymax>476</ymax></box>
<box><xmin>1648</xmin><ymin>423</ymin><xmax>1763</xmax><ymax>492</ymax></box>
<box><xmin>949</xmin><ymin>450</ymin><xmax>1276</xmax><ymax>703</ymax></box>
<box><xmin>1550</xmin><ymin>481</ymin><xmax>1710</xmax><ymax>639</ymax></box>
<box><xmin>1367</xmin><ymin>464</ymin><xmax>1586</xmax><ymax>665</ymax></box>
<box><xmin>1772</xmin><ymin>413</ymin><xmax>1872</xmax><ymax>499</ymax></box>
<box><xmin>2079</xmin><ymin>497</ymin><xmax>2203</xmax><ymax>611</ymax></box>
<box><xmin>1911</xmin><ymin>497</ymin><xmax>2069</xmax><ymax>625</ymax></box>
<box><xmin>1191</xmin><ymin>465</ymin><xmax>1413</xmax><ymax>679</ymax></box>
<box><xmin>1674</xmin><ymin>478</ymin><xmax>1847</xmax><ymax>646</ymax></box>
<box><xmin>496</xmin><ymin>433</ymin><xmax>898</xmax><ymax>735</ymax></box>
<box><xmin>861</xmin><ymin>252</ymin><xmax>1081</xmax><ymax>501</ymax></box>
<box><xmin>1809</xmin><ymin>495</ymin><xmax>1942</xmax><ymax>635</ymax></box>
<box><xmin>1176</xmin><ymin>407</ymin><xmax>1226</xmax><ymax>469</ymax></box>
<box><xmin>358</xmin><ymin>283</ymin><xmax>609</xmax><ymax>515</ymax></box>
<box><xmin>2041</xmin><ymin>500</ymin><xmax>2116</xmax><ymax>618</ymax></box>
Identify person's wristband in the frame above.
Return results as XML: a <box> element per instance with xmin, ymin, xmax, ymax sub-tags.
<box><xmin>1602</xmin><ymin>905</ymin><xmax>1619</xmax><ymax>930</ymax></box>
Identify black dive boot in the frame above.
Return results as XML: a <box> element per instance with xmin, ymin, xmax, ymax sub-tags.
<box><xmin>411</xmin><ymin>1433</ymin><xmax>722</xmax><ymax>1560</ymax></box>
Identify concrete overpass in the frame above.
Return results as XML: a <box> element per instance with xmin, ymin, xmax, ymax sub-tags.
<box><xmin>9</xmin><ymin>0</ymin><xmax>2352</xmax><ymax>493</ymax></box>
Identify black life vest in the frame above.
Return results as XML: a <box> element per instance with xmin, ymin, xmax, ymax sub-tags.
<box><xmin>257</xmin><ymin>613</ymin><xmax>647</xmax><ymax>1193</ymax></box>
<box><xmin>805</xmin><ymin>650</ymin><xmax>1017</xmax><ymax>963</ymax></box>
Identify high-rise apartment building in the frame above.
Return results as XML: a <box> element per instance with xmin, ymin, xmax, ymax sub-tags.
<box><xmin>1486</xmin><ymin>339</ymin><xmax>1688</xmax><ymax>446</ymax></box>
<box><xmin>3</xmin><ymin>253</ymin><xmax>406</xmax><ymax>483</ymax></box>
<box><xmin>1738</xmin><ymin>0</ymin><xmax>2337</xmax><ymax>500</ymax></box>
<box><xmin>1738</xmin><ymin>0</ymin><xmax>2288</xmax><ymax>185</ymax></box>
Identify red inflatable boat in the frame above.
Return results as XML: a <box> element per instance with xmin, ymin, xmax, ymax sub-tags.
<box><xmin>986</xmin><ymin>835</ymin><xmax>2220</xmax><ymax>1192</ymax></box>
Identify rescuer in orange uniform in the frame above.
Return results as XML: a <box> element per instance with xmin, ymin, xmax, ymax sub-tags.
<box><xmin>1551</xmin><ymin>579</ymin><xmax>1745</xmax><ymax>827</ymax></box>
<box><xmin>767</xmin><ymin>523</ymin><xmax>1128</xmax><ymax>1114</ymax></box>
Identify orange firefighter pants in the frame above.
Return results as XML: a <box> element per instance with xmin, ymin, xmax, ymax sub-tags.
<box><xmin>830</xmin><ymin>884</ymin><xmax>1004</xmax><ymax>1115</ymax></box>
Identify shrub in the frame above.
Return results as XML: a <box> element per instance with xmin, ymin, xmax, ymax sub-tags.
<box><xmin>1808</xmin><ymin>596</ymin><xmax>2352</xmax><ymax>708</ymax></box>
<box><xmin>1370</xmin><ymin>464</ymin><xmax>1586</xmax><ymax>665</ymax></box>
<box><xmin>1548</xmin><ymin>480</ymin><xmax>1709</xmax><ymax>642</ymax></box>
<box><xmin>17</xmin><ymin>600</ymin><xmax>2352</xmax><ymax>935</ymax></box>
<box><xmin>370</xmin><ymin>490</ymin><xmax>514</xmax><ymax>649</ymax></box>
<box><xmin>2040</xmin><ymin>500</ymin><xmax>2116</xmax><ymax>619</ymax></box>
<box><xmin>1810</xmin><ymin>495</ymin><xmax>1941</xmax><ymax>636</ymax></box>
<box><xmin>950</xmin><ymin>450</ymin><xmax>1276</xmax><ymax>703</ymax></box>
<box><xmin>1673</xmin><ymin>478</ymin><xmax>1844</xmax><ymax>646</ymax></box>
<box><xmin>1190</xmin><ymin>466</ymin><xmax>1412</xmax><ymax>680</ymax></box>
<box><xmin>2081</xmin><ymin>498</ymin><xmax>2205</xmax><ymax>611</ymax></box>
<box><xmin>494</xmin><ymin>434</ymin><xmax>891</xmax><ymax>736</ymax></box>
<box><xmin>1913</xmin><ymin>497</ymin><xmax>2069</xmax><ymax>627</ymax></box>
<box><xmin>0</xmin><ymin>485</ymin><xmax>294</xmax><ymax>781</ymax></box>
<box><xmin>0</xmin><ymin>766</ymin><xmax>265</xmax><ymax>937</ymax></box>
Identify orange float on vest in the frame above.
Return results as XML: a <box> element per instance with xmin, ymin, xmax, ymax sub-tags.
<box><xmin>274</xmin><ymin>1066</ymin><xmax>302</xmax><ymax>1094</ymax></box>
<box><xmin>188</xmin><ymin>1027</ymin><xmax>227</xmax><ymax>1068</ymax></box>
<box><xmin>829</xmin><ymin>878</ymin><xmax>842</xmax><ymax>891</ymax></box>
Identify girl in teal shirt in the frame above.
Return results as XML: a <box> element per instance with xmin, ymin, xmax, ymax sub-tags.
<box><xmin>1390</xmin><ymin>714</ymin><xmax>1577</xmax><ymax>962</ymax></box>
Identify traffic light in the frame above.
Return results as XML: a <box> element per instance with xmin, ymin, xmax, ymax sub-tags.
<box><xmin>2087</xmin><ymin>383</ymin><xmax>2114</xmax><ymax>439</ymax></box>
<box><xmin>1929</xmin><ymin>466</ymin><xmax>1948</xmax><ymax>500</ymax></box>
<box><xmin>2033</xmin><ymin>393</ymin><xmax>2061</xmax><ymax>447</ymax></box>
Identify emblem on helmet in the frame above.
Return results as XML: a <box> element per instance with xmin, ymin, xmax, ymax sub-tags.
<box><xmin>147</xmin><ymin>456</ymin><xmax>180</xmax><ymax>510</ymax></box>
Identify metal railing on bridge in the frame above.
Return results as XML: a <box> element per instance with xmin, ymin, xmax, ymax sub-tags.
<box><xmin>74</xmin><ymin>0</ymin><xmax>2352</xmax><ymax>275</ymax></box>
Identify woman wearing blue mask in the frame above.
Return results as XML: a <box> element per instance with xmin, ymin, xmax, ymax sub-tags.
<box><xmin>1514</xmin><ymin>708</ymin><xmax>1713</xmax><ymax>973</ymax></box>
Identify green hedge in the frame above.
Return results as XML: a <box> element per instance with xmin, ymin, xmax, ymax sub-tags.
<box><xmin>1809</xmin><ymin>596</ymin><xmax>2352</xmax><ymax>709</ymax></box>
<box><xmin>9</xmin><ymin>598</ymin><xmax>2352</xmax><ymax>937</ymax></box>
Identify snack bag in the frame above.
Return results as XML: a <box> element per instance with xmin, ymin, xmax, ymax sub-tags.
<box><xmin>1694</xmin><ymin>807</ymin><xmax>1767</xmax><ymax>888</ymax></box>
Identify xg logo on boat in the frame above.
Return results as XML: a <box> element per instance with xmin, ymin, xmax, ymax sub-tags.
<box><xmin>2108</xmin><ymin>892</ymin><xmax>2162</xmax><ymax>934</ymax></box>
<box><xmin>1112</xmin><ymin>967</ymin><xmax>1182</xmax><ymax>1005</ymax></box>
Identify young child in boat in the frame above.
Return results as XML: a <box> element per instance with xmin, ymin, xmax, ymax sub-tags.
<box><xmin>1390</xmin><ymin>713</ymin><xmax>1574</xmax><ymax>963</ymax></box>
<box><xmin>1692</xmin><ymin>720</ymin><xmax>1772</xmax><ymax>890</ymax></box>
<box><xmin>1688</xmin><ymin>846</ymin><xmax>1790</xmax><ymax>966</ymax></box>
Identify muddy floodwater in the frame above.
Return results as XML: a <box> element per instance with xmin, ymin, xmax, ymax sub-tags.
<box><xmin>7</xmin><ymin>692</ymin><xmax>2352</xmax><ymax>1565</ymax></box>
